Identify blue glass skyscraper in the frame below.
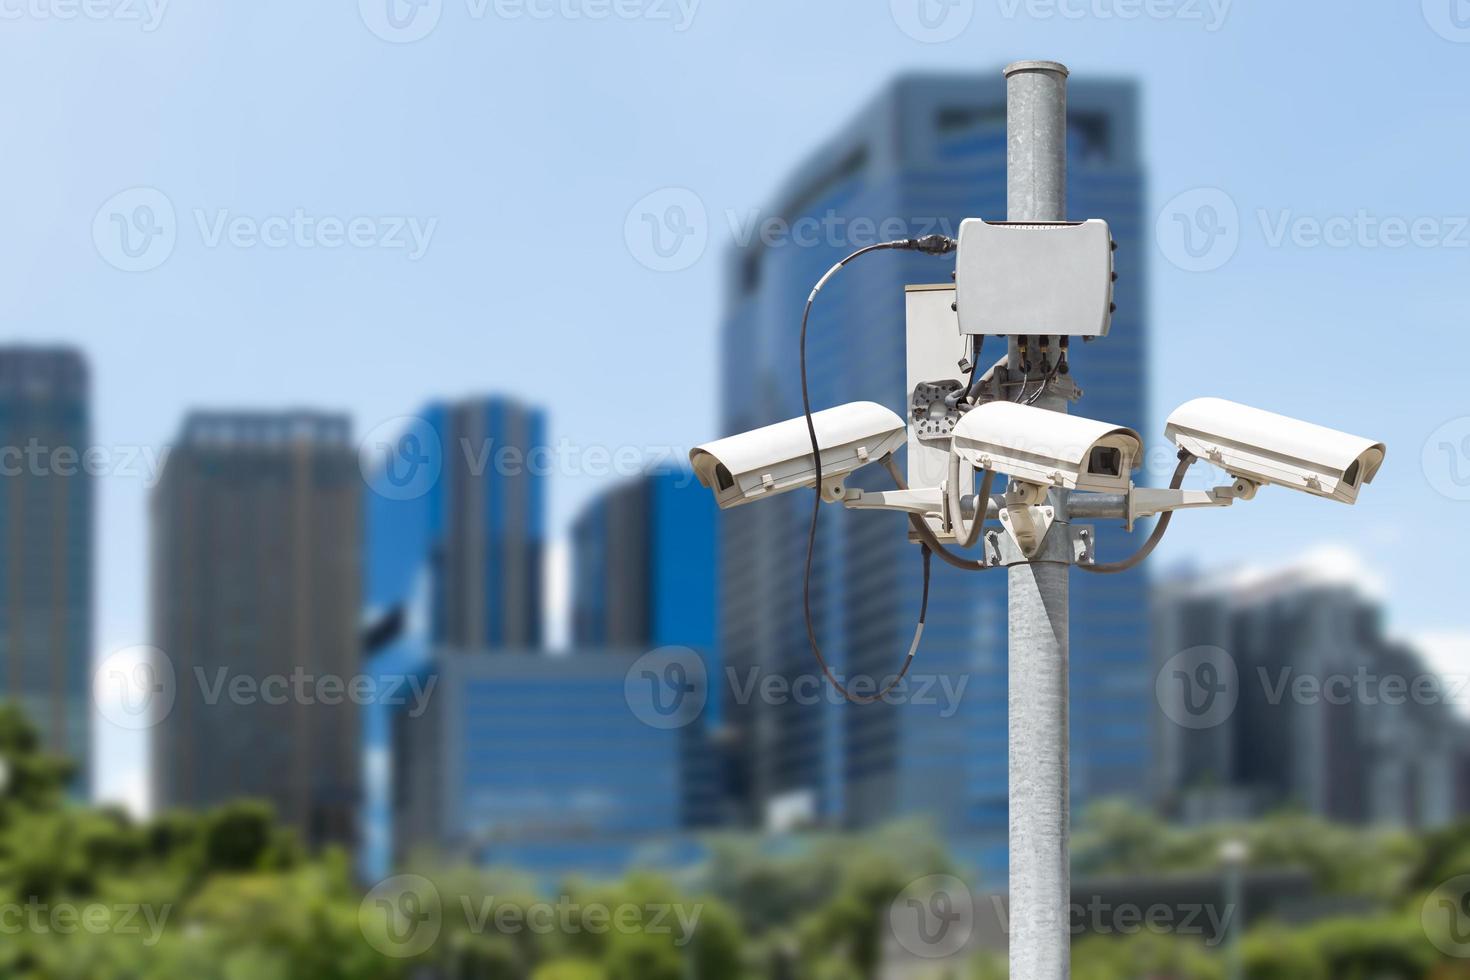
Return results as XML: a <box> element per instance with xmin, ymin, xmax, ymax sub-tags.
<box><xmin>570</xmin><ymin>467</ymin><xmax>726</xmax><ymax>827</ymax></box>
<box><xmin>391</xmin><ymin>650</ymin><xmax>710</xmax><ymax>880</ymax></box>
<box><xmin>363</xmin><ymin>396</ymin><xmax>547</xmax><ymax>876</ymax></box>
<box><xmin>365</xmin><ymin>396</ymin><xmax>548</xmax><ymax>650</ymax></box>
<box><xmin>718</xmin><ymin>73</ymin><xmax>1150</xmax><ymax>879</ymax></box>
<box><xmin>570</xmin><ymin>468</ymin><xmax>719</xmax><ymax>718</ymax></box>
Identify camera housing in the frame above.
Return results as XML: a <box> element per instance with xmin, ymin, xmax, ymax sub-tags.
<box><xmin>1165</xmin><ymin>398</ymin><xmax>1385</xmax><ymax>505</ymax></box>
<box><xmin>951</xmin><ymin>401</ymin><xmax>1142</xmax><ymax>494</ymax></box>
<box><xmin>690</xmin><ymin>401</ymin><xmax>906</xmax><ymax>510</ymax></box>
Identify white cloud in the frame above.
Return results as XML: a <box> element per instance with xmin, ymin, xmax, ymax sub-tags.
<box><xmin>1187</xmin><ymin>541</ymin><xmax>1389</xmax><ymax>602</ymax></box>
<box><xmin>543</xmin><ymin>535</ymin><xmax>570</xmax><ymax>651</ymax></box>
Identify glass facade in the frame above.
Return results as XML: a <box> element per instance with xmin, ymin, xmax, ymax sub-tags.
<box><xmin>391</xmin><ymin>651</ymin><xmax>708</xmax><ymax>880</ymax></box>
<box><xmin>151</xmin><ymin>412</ymin><xmax>362</xmax><ymax>847</ymax></box>
<box><xmin>718</xmin><ymin>73</ymin><xmax>1151</xmax><ymax>880</ymax></box>
<box><xmin>363</xmin><ymin>395</ymin><xmax>549</xmax><ymax>877</ymax></box>
<box><xmin>365</xmin><ymin>397</ymin><xmax>547</xmax><ymax>649</ymax></box>
<box><xmin>570</xmin><ymin>469</ymin><xmax>719</xmax><ymax>718</ymax></box>
<box><xmin>0</xmin><ymin>348</ymin><xmax>92</xmax><ymax>793</ymax></box>
<box><xmin>569</xmin><ymin>468</ymin><xmax>726</xmax><ymax>827</ymax></box>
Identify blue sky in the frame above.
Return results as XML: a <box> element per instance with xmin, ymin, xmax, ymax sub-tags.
<box><xmin>3</xmin><ymin>1</ymin><xmax>1466</xmax><ymax>809</ymax></box>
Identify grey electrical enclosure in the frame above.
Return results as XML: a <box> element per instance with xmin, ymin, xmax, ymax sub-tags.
<box><xmin>955</xmin><ymin>218</ymin><xmax>1114</xmax><ymax>338</ymax></box>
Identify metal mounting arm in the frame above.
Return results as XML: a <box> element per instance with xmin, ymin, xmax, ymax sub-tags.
<box><xmin>838</xmin><ymin>485</ymin><xmax>944</xmax><ymax>518</ymax></box>
<box><xmin>1124</xmin><ymin>476</ymin><xmax>1258</xmax><ymax>531</ymax></box>
<box><xmin>1065</xmin><ymin>476</ymin><xmax>1260</xmax><ymax>531</ymax></box>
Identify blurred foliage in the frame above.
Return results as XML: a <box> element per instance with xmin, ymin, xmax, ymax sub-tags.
<box><xmin>3</xmin><ymin>701</ymin><xmax>1470</xmax><ymax>977</ymax></box>
<box><xmin>1073</xmin><ymin>798</ymin><xmax>1419</xmax><ymax>900</ymax></box>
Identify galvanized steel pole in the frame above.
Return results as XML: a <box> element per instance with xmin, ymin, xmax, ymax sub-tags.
<box><xmin>1004</xmin><ymin>59</ymin><xmax>1072</xmax><ymax>980</ymax></box>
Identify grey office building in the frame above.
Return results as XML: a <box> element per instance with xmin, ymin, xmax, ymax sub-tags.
<box><xmin>151</xmin><ymin>412</ymin><xmax>361</xmax><ymax>847</ymax></box>
<box><xmin>1155</xmin><ymin>566</ymin><xmax>1470</xmax><ymax>829</ymax></box>
<box><xmin>0</xmin><ymin>347</ymin><xmax>92</xmax><ymax>787</ymax></box>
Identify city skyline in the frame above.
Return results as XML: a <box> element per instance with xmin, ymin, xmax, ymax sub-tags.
<box><xmin>25</xmin><ymin>7</ymin><xmax>1459</xmax><ymax>698</ymax></box>
<box><xmin>1</xmin><ymin>3</ymin><xmax>1466</xmax><ymax>974</ymax></box>
<box><xmin>13</xmin><ymin>24</ymin><xmax>1456</xmax><ymax>825</ymax></box>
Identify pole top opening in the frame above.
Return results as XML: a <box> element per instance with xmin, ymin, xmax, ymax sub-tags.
<box><xmin>1004</xmin><ymin>60</ymin><xmax>1070</xmax><ymax>78</ymax></box>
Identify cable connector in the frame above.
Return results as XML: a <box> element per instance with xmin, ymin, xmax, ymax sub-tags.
<box><xmin>906</xmin><ymin>234</ymin><xmax>957</xmax><ymax>255</ymax></box>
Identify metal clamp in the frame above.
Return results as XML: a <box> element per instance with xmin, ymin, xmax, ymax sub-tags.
<box><xmin>986</xmin><ymin>521</ymin><xmax>1096</xmax><ymax>568</ymax></box>
<box><xmin>909</xmin><ymin>380</ymin><xmax>967</xmax><ymax>442</ymax></box>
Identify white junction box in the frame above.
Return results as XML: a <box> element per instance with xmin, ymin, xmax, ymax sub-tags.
<box><xmin>904</xmin><ymin>283</ymin><xmax>965</xmax><ymax>540</ymax></box>
<box><xmin>955</xmin><ymin>218</ymin><xmax>1114</xmax><ymax>338</ymax></box>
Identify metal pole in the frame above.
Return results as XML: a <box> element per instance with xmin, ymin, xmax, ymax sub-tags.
<box><xmin>1004</xmin><ymin>59</ymin><xmax>1071</xmax><ymax>980</ymax></box>
<box><xmin>1220</xmin><ymin>840</ymin><xmax>1248</xmax><ymax>980</ymax></box>
<box><xmin>1225</xmin><ymin>861</ymin><xmax>1243</xmax><ymax>980</ymax></box>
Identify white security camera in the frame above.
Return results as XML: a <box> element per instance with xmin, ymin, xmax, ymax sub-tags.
<box><xmin>951</xmin><ymin>401</ymin><xmax>1142</xmax><ymax>494</ymax></box>
<box><xmin>1165</xmin><ymin>398</ymin><xmax>1385</xmax><ymax>505</ymax></box>
<box><xmin>690</xmin><ymin>402</ymin><xmax>906</xmax><ymax>510</ymax></box>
